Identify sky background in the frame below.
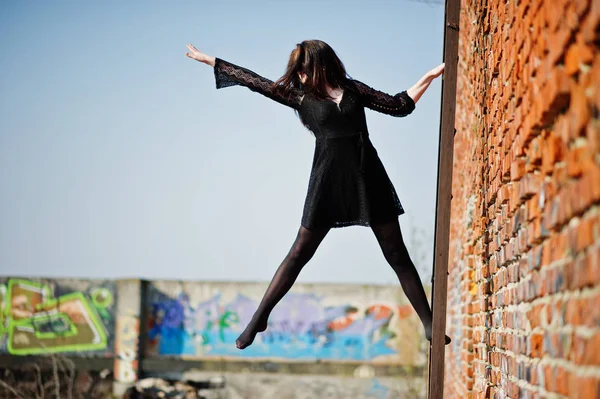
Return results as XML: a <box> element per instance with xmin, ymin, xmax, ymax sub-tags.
<box><xmin>0</xmin><ymin>0</ymin><xmax>446</xmax><ymax>285</ymax></box>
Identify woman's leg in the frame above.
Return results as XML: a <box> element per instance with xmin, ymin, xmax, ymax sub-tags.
<box><xmin>236</xmin><ymin>225</ymin><xmax>330</xmax><ymax>349</ymax></box>
<box><xmin>371</xmin><ymin>219</ymin><xmax>450</xmax><ymax>345</ymax></box>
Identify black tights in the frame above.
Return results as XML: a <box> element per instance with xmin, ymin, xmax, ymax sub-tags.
<box><xmin>371</xmin><ymin>220</ymin><xmax>442</xmax><ymax>343</ymax></box>
<box><xmin>235</xmin><ymin>220</ymin><xmax>449</xmax><ymax>349</ymax></box>
<box><xmin>236</xmin><ymin>226</ymin><xmax>329</xmax><ymax>348</ymax></box>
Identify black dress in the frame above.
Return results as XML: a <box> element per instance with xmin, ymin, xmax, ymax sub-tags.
<box><xmin>213</xmin><ymin>58</ymin><xmax>416</xmax><ymax>230</ymax></box>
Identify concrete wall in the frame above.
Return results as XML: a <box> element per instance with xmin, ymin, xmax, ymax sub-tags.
<box><xmin>145</xmin><ymin>281</ymin><xmax>425</xmax><ymax>365</ymax></box>
<box><xmin>0</xmin><ymin>277</ymin><xmax>116</xmax><ymax>356</ymax></box>
<box><xmin>114</xmin><ymin>279</ymin><xmax>142</xmax><ymax>395</ymax></box>
<box><xmin>446</xmin><ymin>0</ymin><xmax>600</xmax><ymax>398</ymax></box>
<box><xmin>0</xmin><ymin>276</ymin><xmax>427</xmax><ymax>396</ymax></box>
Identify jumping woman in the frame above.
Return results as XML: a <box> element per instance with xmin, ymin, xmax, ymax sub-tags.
<box><xmin>185</xmin><ymin>40</ymin><xmax>450</xmax><ymax>349</ymax></box>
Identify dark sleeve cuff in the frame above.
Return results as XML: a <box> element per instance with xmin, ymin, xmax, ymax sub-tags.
<box><xmin>400</xmin><ymin>90</ymin><xmax>416</xmax><ymax>113</ymax></box>
<box><xmin>213</xmin><ymin>57</ymin><xmax>236</xmax><ymax>89</ymax></box>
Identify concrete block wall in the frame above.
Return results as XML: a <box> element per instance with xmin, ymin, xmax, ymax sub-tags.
<box><xmin>445</xmin><ymin>0</ymin><xmax>600</xmax><ymax>398</ymax></box>
<box><xmin>144</xmin><ymin>280</ymin><xmax>425</xmax><ymax>365</ymax></box>
<box><xmin>0</xmin><ymin>278</ymin><xmax>117</xmax><ymax>357</ymax></box>
<box><xmin>0</xmin><ymin>277</ymin><xmax>428</xmax><ymax>395</ymax></box>
<box><xmin>0</xmin><ymin>277</ymin><xmax>141</xmax><ymax>396</ymax></box>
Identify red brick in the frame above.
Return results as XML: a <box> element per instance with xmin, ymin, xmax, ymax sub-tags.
<box><xmin>580</xmin><ymin>0</ymin><xmax>600</xmax><ymax>44</ymax></box>
<box><xmin>529</xmin><ymin>333</ymin><xmax>544</xmax><ymax>358</ymax></box>
<box><xmin>573</xmin><ymin>334</ymin><xmax>600</xmax><ymax>365</ymax></box>
<box><xmin>544</xmin><ymin>0</ymin><xmax>564</xmax><ymax>32</ymax></box>
<box><xmin>544</xmin><ymin>364</ymin><xmax>555</xmax><ymax>392</ymax></box>
<box><xmin>445</xmin><ymin>2</ymin><xmax>600</xmax><ymax>398</ymax></box>
<box><xmin>565</xmin><ymin>297</ymin><xmax>582</xmax><ymax>325</ymax></box>
<box><xmin>579</xmin><ymin>163</ymin><xmax>600</xmax><ymax>206</ymax></box>
<box><xmin>547</xmin><ymin>28</ymin><xmax>573</xmax><ymax>65</ymax></box>
<box><xmin>569</xmin><ymin>83</ymin><xmax>592</xmax><ymax>138</ymax></box>
<box><xmin>565</xmin><ymin>35</ymin><xmax>595</xmax><ymax>75</ymax></box>
<box><xmin>568</xmin><ymin>374</ymin><xmax>600</xmax><ymax>399</ymax></box>
<box><xmin>575</xmin><ymin>216</ymin><xmax>596</xmax><ymax>252</ymax></box>
<box><xmin>585</xmin><ymin>120</ymin><xmax>599</xmax><ymax>156</ymax></box>
<box><xmin>555</xmin><ymin>366</ymin><xmax>570</xmax><ymax>396</ymax></box>
<box><xmin>542</xmin><ymin>67</ymin><xmax>572</xmax><ymax>116</ymax></box>
<box><xmin>566</xmin><ymin>253</ymin><xmax>594</xmax><ymax>289</ymax></box>
<box><xmin>554</xmin><ymin>114</ymin><xmax>571</xmax><ymax>145</ymax></box>
<box><xmin>589</xmin><ymin>245</ymin><xmax>600</xmax><ymax>285</ymax></box>
<box><xmin>566</xmin><ymin>146</ymin><xmax>585</xmax><ymax>178</ymax></box>
<box><xmin>543</xmin><ymin>135</ymin><xmax>566</xmax><ymax>176</ymax></box>
<box><xmin>528</xmin><ymin>136</ymin><xmax>543</xmax><ymax>168</ymax></box>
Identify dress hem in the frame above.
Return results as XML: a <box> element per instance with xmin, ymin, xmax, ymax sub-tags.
<box><xmin>301</xmin><ymin>209</ymin><xmax>405</xmax><ymax>230</ymax></box>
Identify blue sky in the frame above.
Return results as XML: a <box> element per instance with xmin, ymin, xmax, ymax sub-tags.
<box><xmin>0</xmin><ymin>1</ymin><xmax>445</xmax><ymax>284</ymax></box>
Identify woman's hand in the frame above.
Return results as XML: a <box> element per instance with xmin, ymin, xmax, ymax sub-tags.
<box><xmin>185</xmin><ymin>44</ymin><xmax>216</xmax><ymax>67</ymax></box>
<box><xmin>428</xmin><ymin>63</ymin><xmax>445</xmax><ymax>79</ymax></box>
<box><xmin>406</xmin><ymin>62</ymin><xmax>445</xmax><ymax>104</ymax></box>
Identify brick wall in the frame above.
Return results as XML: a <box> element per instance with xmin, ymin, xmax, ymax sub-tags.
<box><xmin>445</xmin><ymin>0</ymin><xmax>599</xmax><ymax>398</ymax></box>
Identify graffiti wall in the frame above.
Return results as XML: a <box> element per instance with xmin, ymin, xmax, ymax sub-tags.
<box><xmin>113</xmin><ymin>279</ymin><xmax>141</xmax><ymax>387</ymax></box>
<box><xmin>0</xmin><ymin>278</ymin><xmax>116</xmax><ymax>356</ymax></box>
<box><xmin>145</xmin><ymin>281</ymin><xmax>425</xmax><ymax>365</ymax></box>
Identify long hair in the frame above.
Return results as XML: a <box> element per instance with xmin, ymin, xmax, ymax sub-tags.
<box><xmin>273</xmin><ymin>40</ymin><xmax>351</xmax><ymax>100</ymax></box>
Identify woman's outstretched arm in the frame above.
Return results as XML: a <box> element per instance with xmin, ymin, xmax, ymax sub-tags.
<box><xmin>406</xmin><ymin>63</ymin><xmax>445</xmax><ymax>104</ymax></box>
<box><xmin>352</xmin><ymin>62</ymin><xmax>445</xmax><ymax>117</ymax></box>
<box><xmin>185</xmin><ymin>44</ymin><xmax>303</xmax><ymax>110</ymax></box>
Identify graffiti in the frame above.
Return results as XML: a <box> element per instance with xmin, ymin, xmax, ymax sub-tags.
<box><xmin>0</xmin><ymin>279</ymin><xmax>115</xmax><ymax>355</ymax></box>
<box><xmin>147</xmin><ymin>286</ymin><xmax>418</xmax><ymax>361</ymax></box>
<box><xmin>114</xmin><ymin>311</ymin><xmax>139</xmax><ymax>383</ymax></box>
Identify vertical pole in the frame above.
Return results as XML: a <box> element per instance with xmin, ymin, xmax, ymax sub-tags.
<box><xmin>427</xmin><ymin>0</ymin><xmax>461</xmax><ymax>398</ymax></box>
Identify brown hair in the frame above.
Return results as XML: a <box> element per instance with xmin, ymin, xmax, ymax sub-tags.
<box><xmin>273</xmin><ymin>40</ymin><xmax>351</xmax><ymax>100</ymax></box>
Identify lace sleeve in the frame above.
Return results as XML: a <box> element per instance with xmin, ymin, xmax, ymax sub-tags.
<box><xmin>214</xmin><ymin>58</ymin><xmax>303</xmax><ymax>110</ymax></box>
<box><xmin>351</xmin><ymin>80</ymin><xmax>415</xmax><ymax>117</ymax></box>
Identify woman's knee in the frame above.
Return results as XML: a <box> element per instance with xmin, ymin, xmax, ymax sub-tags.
<box><xmin>382</xmin><ymin>244</ymin><xmax>410</xmax><ymax>267</ymax></box>
<box><xmin>288</xmin><ymin>240</ymin><xmax>316</xmax><ymax>264</ymax></box>
<box><xmin>288</xmin><ymin>230</ymin><xmax>321</xmax><ymax>263</ymax></box>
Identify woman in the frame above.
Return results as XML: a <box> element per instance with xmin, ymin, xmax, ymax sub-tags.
<box><xmin>185</xmin><ymin>40</ymin><xmax>450</xmax><ymax>349</ymax></box>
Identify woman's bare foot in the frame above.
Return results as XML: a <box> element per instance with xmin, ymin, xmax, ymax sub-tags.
<box><xmin>425</xmin><ymin>324</ymin><xmax>452</xmax><ymax>345</ymax></box>
<box><xmin>235</xmin><ymin>317</ymin><xmax>268</xmax><ymax>349</ymax></box>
